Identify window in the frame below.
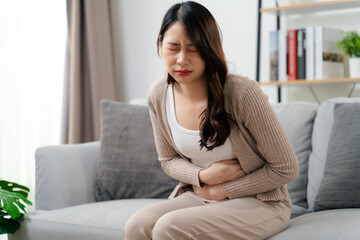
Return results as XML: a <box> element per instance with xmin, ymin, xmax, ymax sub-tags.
<box><xmin>0</xmin><ymin>0</ymin><xmax>66</xmax><ymax>213</ymax></box>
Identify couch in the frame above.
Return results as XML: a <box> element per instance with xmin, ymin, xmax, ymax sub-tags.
<box><xmin>9</xmin><ymin>97</ymin><xmax>360</xmax><ymax>240</ymax></box>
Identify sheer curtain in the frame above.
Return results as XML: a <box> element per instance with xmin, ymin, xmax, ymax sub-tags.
<box><xmin>0</xmin><ymin>0</ymin><xmax>66</xmax><ymax>224</ymax></box>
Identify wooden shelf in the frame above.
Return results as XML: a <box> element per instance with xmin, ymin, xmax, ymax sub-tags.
<box><xmin>260</xmin><ymin>0</ymin><xmax>360</xmax><ymax>15</ymax></box>
<box><xmin>259</xmin><ymin>78</ymin><xmax>360</xmax><ymax>86</ymax></box>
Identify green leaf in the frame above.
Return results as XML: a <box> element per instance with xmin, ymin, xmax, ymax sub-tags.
<box><xmin>0</xmin><ymin>180</ymin><xmax>32</xmax><ymax>219</ymax></box>
<box><xmin>0</xmin><ymin>189</ymin><xmax>32</xmax><ymax>219</ymax></box>
<box><xmin>337</xmin><ymin>30</ymin><xmax>360</xmax><ymax>58</ymax></box>
<box><xmin>0</xmin><ymin>180</ymin><xmax>30</xmax><ymax>198</ymax></box>
<box><xmin>0</xmin><ymin>180</ymin><xmax>32</xmax><ymax>235</ymax></box>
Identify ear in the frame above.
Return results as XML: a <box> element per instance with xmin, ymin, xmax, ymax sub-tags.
<box><xmin>160</xmin><ymin>42</ymin><xmax>164</xmax><ymax>56</ymax></box>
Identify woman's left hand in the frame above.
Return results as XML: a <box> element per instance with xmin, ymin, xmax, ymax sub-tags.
<box><xmin>192</xmin><ymin>184</ymin><xmax>228</xmax><ymax>201</ymax></box>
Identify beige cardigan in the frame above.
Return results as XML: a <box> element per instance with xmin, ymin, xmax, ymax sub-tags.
<box><xmin>147</xmin><ymin>74</ymin><xmax>298</xmax><ymax>203</ymax></box>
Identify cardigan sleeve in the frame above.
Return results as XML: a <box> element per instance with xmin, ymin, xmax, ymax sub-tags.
<box><xmin>223</xmin><ymin>81</ymin><xmax>299</xmax><ymax>199</ymax></box>
<box><xmin>147</xmin><ymin>84</ymin><xmax>204</xmax><ymax>187</ymax></box>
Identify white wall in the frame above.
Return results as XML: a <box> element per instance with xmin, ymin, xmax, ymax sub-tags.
<box><xmin>111</xmin><ymin>0</ymin><xmax>259</xmax><ymax>102</ymax></box>
<box><xmin>112</xmin><ymin>0</ymin><xmax>360</xmax><ymax>104</ymax></box>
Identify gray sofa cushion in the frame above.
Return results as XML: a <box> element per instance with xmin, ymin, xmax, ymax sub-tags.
<box><xmin>314</xmin><ymin>103</ymin><xmax>360</xmax><ymax>211</ymax></box>
<box><xmin>9</xmin><ymin>199</ymin><xmax>165</xmax><ymax>240</ymax></box>
<box><xmin>307</xmin><ymin>97</ymin><xmax>360</xmax><ymax>211</ymax></box>
<box><xmin>35</xmin><ymin>142</ymin><xmax>100</xmax><ymax>210</ymax></box>
<box><xmin>94</xmin><ymin>100</ymin><xmax>178</xmax><ymax>201</ymax></box>
<box><xmin>273</xmin><ymin>102</ymin><xmax>317</xmax><ymax>209</ymax></box>
<box><xmin>268</xmin><ymin>209</ymin><xmax>360</xmax><ymax>240</ymax></box>
<box><xmin>291</xmin><ymin>205</ymin><xmax>310</xmax><ymax>219</ymax></box>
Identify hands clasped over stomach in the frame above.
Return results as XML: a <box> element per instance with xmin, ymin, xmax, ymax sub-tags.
<box><xmin>201</xmin><ymin>159</ymin><xmax>246</xmax><ymax>185</ymax></box>
<box><xmin>192</xmin><ymin>159</ymin><xmax>246</xmax><ymax>201</ymax></box>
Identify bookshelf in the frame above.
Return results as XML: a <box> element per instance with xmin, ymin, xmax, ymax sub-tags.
<box><xmin>256</xmin><ymin>0</ymin><xmax>360</xmax><ymax>102</ymax></box>
<box><xmin>260</xmin><ymin>0</ymin><xmax>360</xmax><ymax>15</ymax></box>
<box><xmin>259</xmin><ymin>78</ymin><xmax>360</xmax><ymax>104</ymax></box>
<box><xmin>259</xmin><ymin>77</ymin><xmax>360</xmax><ymax>86</ymax></box>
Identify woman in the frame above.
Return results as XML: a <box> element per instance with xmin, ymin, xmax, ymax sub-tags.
<box><xmin>124</xmin><ymin>1</ymin><xmax>298</xmax><ymax>239</ymax></box>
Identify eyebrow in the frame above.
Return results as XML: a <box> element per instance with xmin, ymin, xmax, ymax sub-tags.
<box><xmin>166</xmin><ymin>42</ymin><xmax>195</xmax><ymax>47</ymax></box>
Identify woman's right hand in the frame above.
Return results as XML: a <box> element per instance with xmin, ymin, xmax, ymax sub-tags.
<box><xmin>199</xmin><ymin>159</ymin><xmax>246</xmax><ymax>186</ymax></box>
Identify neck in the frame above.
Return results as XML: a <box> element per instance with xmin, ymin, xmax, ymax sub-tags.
<box><xmin>174</xmin><ymin>78</ymin><xmax>208</xmax><ymax>102</ymax></box>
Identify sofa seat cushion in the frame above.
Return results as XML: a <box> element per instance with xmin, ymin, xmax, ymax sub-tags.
<box><xmin>9</xmin><ymin>199</ymin><xmax>165</xmax><ymax>240</ymax></box>
<box><xmin>268</xmin><ymin>209</ymin><xmax>360</xmax><ymax>240</ymax></box>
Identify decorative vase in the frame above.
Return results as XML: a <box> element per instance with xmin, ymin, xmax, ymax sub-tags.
<box><xmin>349</xmin><ymin>58</ymin><xmax>360</xmax><ymax>78</ymax></box>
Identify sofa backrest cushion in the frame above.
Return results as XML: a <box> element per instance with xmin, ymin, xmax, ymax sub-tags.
<box><xmin>273</xmin><ymin>102</ymin><xmax>318</xmax><ymax>209</ymax></box>
<box><xmin>94</xmin><ymin>100</ymin><xmax>178</xmax><ymax>201</ymax></box>
<box><xmin>307</xmin><ymin>97</ymin><xmax>360</xmax><ymax>211</ymax></box>
<box><xmin>314</xmin><ymin>102</ymin><xmax>360</xmax><ymax>211</ymax></box>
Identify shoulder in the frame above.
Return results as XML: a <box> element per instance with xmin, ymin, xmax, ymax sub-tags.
<box><xmin>147</xmin><ymin>75</ymin><xmax>168</xmax><ymax>108</ymax></box>
<box><xmin>223</xmin><ymin>74</ymin><xmax>268</xmax><ymax>119</ymax></box>
<box><xmin>224</xmin><ymin>74</ymin><xmax>260</xmax><ymax>99</ymax></box>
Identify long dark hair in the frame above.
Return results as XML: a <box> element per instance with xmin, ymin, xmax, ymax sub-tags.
<box><xmin>157</xmin><ymin>1</ymin><xmax>236</xmax><ymax>151</ymax></box>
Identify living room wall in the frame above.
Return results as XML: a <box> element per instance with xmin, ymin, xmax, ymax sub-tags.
<box><xmin>112</xmin><ymin>0</ymin><xmax>360</xmax><ymax>104</ymax></box>
<box><xmin>111</xmin><ymin>0</ymin><xmax>261</xmax><ymax>102</ymax></box>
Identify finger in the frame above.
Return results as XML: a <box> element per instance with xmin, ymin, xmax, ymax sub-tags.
<box><xmin>224</xmin><ymin>159</ymin><xmax>239</xmax><ymax>163</ymax></box>
<box><xmin>228</xmin><ymin>163</ymin><xmax>242</xmax><ymax>170</ymax></box>
<box><xmin>236</xmin><ymin>169</ymin><xmax>246</xmax><ymax>177</ymax></box>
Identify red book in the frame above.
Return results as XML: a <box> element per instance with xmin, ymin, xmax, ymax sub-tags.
<box><xmin>287</xmin><ymin>29</ymin><xmax>297</xmax><ymax>81</ymax></box>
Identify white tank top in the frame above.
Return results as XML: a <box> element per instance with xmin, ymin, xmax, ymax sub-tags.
<box><xmin>166</xmin><ymin>84</ymin><xmax>236</xmax><ymax>168</ymax></box>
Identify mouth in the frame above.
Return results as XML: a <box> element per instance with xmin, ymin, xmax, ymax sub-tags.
<box><xmin>175</xmin><ymin>69</ymin><xmax>192</xmax><ymax>76</ymax></box>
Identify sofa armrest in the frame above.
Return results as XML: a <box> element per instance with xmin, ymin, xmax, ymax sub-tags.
<box><xmin>35</xmin><ymin>141</ymin><xmax>100</xmax><ymax>210</ymax></box>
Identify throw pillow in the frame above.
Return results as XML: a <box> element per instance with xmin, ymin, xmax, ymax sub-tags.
<box><xmin>94</xmin><ymin>100</ymin><xmax>178</xmax><ymax>201</ymax></box>
<box><xmin>314</xmin><ymin>103</ymin><xmax>360</xmax><ymax>211</ymax></box>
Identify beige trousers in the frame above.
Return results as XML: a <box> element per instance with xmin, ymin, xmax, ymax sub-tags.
<box><xmin>124</xmin><ymin>191</ymin><xmax>291</xmax><ymax>240</ymax></box>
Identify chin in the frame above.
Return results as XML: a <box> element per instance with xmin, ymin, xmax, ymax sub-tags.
<box><xmin>171</xmin><ymin>76</ymin><xmax>192</xmax><ymax>85</ymax></box>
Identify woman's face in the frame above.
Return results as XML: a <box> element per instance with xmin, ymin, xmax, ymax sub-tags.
<box><xmin>161</xmin><ymin>21</ymin><xmax>206</xmax><ymax>86</ymax></box>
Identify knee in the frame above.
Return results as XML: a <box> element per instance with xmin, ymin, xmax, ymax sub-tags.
<box><xmin>152</xmin><ymin>211</ymin><xmax>191</xmax><ymax>239</ymax></box>
<box><xmin>124</xmin><ymin>210</ymin><xmax>156</xmax><ymax>240</ymax></box>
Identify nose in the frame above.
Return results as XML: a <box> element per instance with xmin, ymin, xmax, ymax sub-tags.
<box><xmin>176</xmin><ymin>50</ymin><xmax>189</xmax><ymax>66</ymax></box>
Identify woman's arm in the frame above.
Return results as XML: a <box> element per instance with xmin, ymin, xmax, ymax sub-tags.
<box><xmin>148</xmin><ymin>95</ymin><xmax>204</xmax><ymax>187</ymax></box>
<box><xmin>194</xmin><ymin>80</ymin><xmax>298</xmax><ymax>201</ymax></box>
<box><xmin>222</xmin><ymin>80</ymin><xmax>299</xmax><ymax>199</ymax></box>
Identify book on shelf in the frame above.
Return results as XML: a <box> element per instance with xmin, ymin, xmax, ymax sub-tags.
<box><xmin>278</xmin><ymin>29</ymin><xmax>288</xmax><ymax>82</ymax></box>
<box><xmin>315</xmin><ymin>27</ymin><xmax>344</xmax><ymax>80</ymax></box>
<box><xmin>288</xmin><ymin>29</ymin><xmax>297</xmax><ymax>81</ymax></box>
<box><xmin>297</xmin><ymin>29</ymin><xmax>306</xmax><ymax>80</ymax></box>
<box><xmin>269</xmin><ymin>30</ymin><xmax>279</xmax><ymax>82</ymax></box>
<box><xmin>306</xmin><ymin>27</ymin><xmax>315</xmax><ymax>80</ymax></box>
<box><xmin>268</xmin><ymin>27</ymin><xmax>345</xmax><ymax>82</ymax></box>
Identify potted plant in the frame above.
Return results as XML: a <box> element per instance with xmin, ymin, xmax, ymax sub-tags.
<box><xmin>336</xmin><ymin>30</ymin><xmax>360</xmax><ymax>78</ymax></box>
<box><xmin>0</xmin><ymin>180</ymin><xmax>32</xmax><ymax>235</ymax></box>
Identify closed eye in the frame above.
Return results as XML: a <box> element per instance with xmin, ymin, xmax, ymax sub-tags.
<box><xmin>187</xmin><ymin>45</ymin><xmax>198</xmax><ymax>52</ymax></box>
<box><xmin>167</xmin><ymin>48</ymin><xmax>179</xmax><ymax>51</ymax></box>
